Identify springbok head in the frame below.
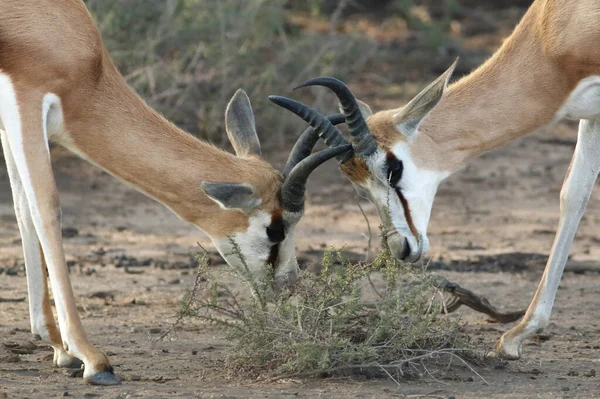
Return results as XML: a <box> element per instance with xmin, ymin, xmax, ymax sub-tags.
<box><xmin>269</xmin><ymin>62</ymin><xmax>456</xmax><ymax>263</ymax></box>
<box><xmin>199</xmin><ymin>90</ymin><xmax>350</xmax><ymax>287</ymax></box>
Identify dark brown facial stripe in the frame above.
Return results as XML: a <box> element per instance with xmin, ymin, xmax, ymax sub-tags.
<box><xmin>386</xmin><ymin>152</ymin><xmax>403</xmax><ymax>187</ymax></box>
<box><xmin>266</xmin><ymin>209</ymin><xmax>285</xmax><ymax>268</ymax></box>
<box><xmin>267</xmin><ymin>209</ymin><xmax>285</xmax><ymax>243</ymax></box>
<box><xmin>267</xmin><ymin>243</ymin><xmax>280</xmax><ymax>267</ymax></box>
<box><xmin>395</xmin><ymin>188</ymin><xmax>419</xmax><ymax>239</ymax></box>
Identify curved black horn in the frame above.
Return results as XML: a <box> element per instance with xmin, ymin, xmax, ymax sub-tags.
<box><xmin>295</xmin><ymin>77</ymin><xmax>377</xmax><ymax>157</ymax></box>
<box><xmin>282</xmin><ymin>144</ymin><xmax>352</xmax><ymax>213</ymax></box>
<box><xmin>269</xmin><ymin>96</ymin><xmax>349</xmax><ymax>148</ymax></box>
<box><xmin>281</xmin><ymin>112</ymin><xmax>346</xmax><ymax>178</ymax></box>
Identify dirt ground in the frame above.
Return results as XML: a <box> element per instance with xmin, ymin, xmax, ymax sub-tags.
<box><xmin>3</xmin><ymin>115</ymin><xmax>600</xmax><ymax>398</ymax></box>
<box><xmin>4</xmin><ymin>7</ymin><xmax>600</xmax><ymax>398</ymax></box>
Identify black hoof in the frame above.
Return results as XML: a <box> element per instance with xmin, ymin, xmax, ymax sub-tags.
<box><xmin>85</xmin><ymin>369</ymin><xmax>121</xmax><ymax>386</ymax></box>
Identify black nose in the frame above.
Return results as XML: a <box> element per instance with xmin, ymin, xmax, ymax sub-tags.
<box><xmin>400</xmin><ymin>237</ymin><xmax>411</xmax><ymax>260</ymax></box>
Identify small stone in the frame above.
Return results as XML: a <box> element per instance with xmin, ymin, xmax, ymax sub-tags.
<box><xmin>94</xmin><ymin>248</ymin><xmax>106</xmax><ymax>256</ymax></box>
<box><xmin>62</xmin><ymin>392</ymin><xmax>69</xmax><ymax>397</ymax></box>
<box><xmin>192</xmin><ymin>350</ymin><xmax>198</xmax><ymax>355</ymax></box>
<box><xmin>0</xmin><ymin>352</ymin><xmax>20</xmax><ymax>363</ymax></box>
<box><xmin>585</xmin><ymin>369</ymin><xmax>596</xmax><ymax>377</ymax></box>
<box><xmin>161</xmin><ymin>349</ymin><xmax>169</xmax><ymax>353</ymax></box>
<box><xmin>467</xmin><ymin>377</ymin><xmax>474</xmax><ymax>382</ymax></box>
<box><xmin>62</xmin><ymin>227</ymin><xmax>79</xmax><ymax>238</ymax></box>
<box><xmin>68</xmin><ymin>368</ymin><xmax>84</xmax><ymax>378</ymax></box>
<box><xmin>148</xmin><ymin>328</ymin><xmax>162</xmax><ymax>334</ymax></box>
<box><xmin>567</xmin><ymin>370</ymin><xmax>579</xmax><ymax>377</ymax></box>
<box><xmin>23</xmin><ymin>341</ymin><xmax>37</xmax><ymax>350</ymax></box>
<box><xmin>130</xmin><ymin>374</ymin><xmax>142</xmax><ymax>381</ymax></box>
<box><xmin>562</xmin><ymin>387</ymin><xmax>570</xmax><ymax>391</ymax></box>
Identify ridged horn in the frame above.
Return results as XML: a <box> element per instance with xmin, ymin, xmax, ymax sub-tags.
<box><xmin>294</xmin><ymin>77</ymin><xmax>377</xmax><ymax>157</ymax></box>
<box><xmin>269</xmin><ymin>96</ymin><xmax>351</xmax><ymax>176</ymax></box>
<box><xmin>282</xmin><ymin>113</ymin><xmax>346</xmax><ymax>179</ymax></box>
<box><xmin>282</xmin><ymin>144</ymin><xmax>352</xmax><ymax>213</ymax></box>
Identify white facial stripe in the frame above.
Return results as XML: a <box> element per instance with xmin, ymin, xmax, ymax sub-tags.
<box><xmin>354</xmin><ymin>143</ymin><xmax>448</xmax><ymax>261</ymax></box>
<box><xmin>210</xmin><ymin>210</ymin><xmax>299</xmax><ymax>285</ymax></box>
<box><xmin>390</xmin><ymin>142</ymin><xmax>449</xmax><ymax>234</ymax></box>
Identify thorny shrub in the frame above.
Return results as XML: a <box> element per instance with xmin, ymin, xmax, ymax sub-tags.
<box><xmin>175</xmin><ymin>230</ymin><xmax>486</xmax><ymax>382</ymax></box>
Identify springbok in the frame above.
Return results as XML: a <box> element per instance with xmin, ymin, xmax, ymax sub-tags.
<box><xmin>0</xmin><ymin>0</ymin><xmax>349</xmax><ymax>385</ymax></box>
<box><xmin>272</xmin><ymin>0</ymin><xmax>600</xmax><ymax>361</ymax></box>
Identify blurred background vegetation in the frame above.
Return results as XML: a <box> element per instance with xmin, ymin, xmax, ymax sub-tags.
<box><xmin>84</xmin><ymin>0</ymin><xmax>532</xmax><ymax>154</ymax></box>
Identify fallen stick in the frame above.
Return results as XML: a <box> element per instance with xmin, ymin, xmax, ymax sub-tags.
<box><xmin>0</xmin><ymin>297</ymin><xmax>26</xmax><ymax>303</ymax></box>
<box><xmin>433</xmin><ymin>278</ymin><xmax>525</xmax><ymax>323</ymax></box>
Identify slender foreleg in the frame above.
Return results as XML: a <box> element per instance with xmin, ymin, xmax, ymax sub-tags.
<box><xmin>1</xmin><ymin>130</ymin><xmax>82</xmax><ymax>368</ymax></box>
<box><xmin>0</xmin><ymin>76</ymin><xmax>119</xmax><ymax>385</ymax></box>
<box><xmin>495</xmin><ymin>118</ymin><xmax>600</xmax><ymax>359</ymax></box>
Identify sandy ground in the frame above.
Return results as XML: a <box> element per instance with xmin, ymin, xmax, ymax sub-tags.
<box><xmin>2</xmin><ymin>113</ymin><xmax>600</xmax><ymax>398</ymax></box>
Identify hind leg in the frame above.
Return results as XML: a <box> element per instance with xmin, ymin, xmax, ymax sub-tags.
<box><xmin>1</xmin><ymin>130</ymin><xmax>81</xmax><ymax>368</ymax></box>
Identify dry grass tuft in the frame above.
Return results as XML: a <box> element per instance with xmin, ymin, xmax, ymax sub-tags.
<box><xmin>175</xmin><ymin>231</ymin><xmax>489</xmax><ymax>383</ymax></box>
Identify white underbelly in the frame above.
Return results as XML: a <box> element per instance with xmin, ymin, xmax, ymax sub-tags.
<box><xmin>557</xmin><ymin>76</ymin><xmax>600</xmax><ymax>121</ymax></box>
<box><xmin>45</xmin><ymin>94</ymin><xmax>65</xmax><ymax>140</ymax></box>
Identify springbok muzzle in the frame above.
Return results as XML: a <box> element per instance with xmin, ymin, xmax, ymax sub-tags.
<box><xmin>386</xmin><ymin>230</ymin><xmax>427</xmax><ymax>263</ymax></box>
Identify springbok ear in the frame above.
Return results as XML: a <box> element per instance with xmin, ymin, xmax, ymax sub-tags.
<box><xmin>201</xmin><ymin>182</ymin><xmax>261</xmax><ymax>212</ymax></box>
<box><xmin>393</xmin><ymin>58</ymin><xmax>457</xmax><ymax>139</ymax></box>
<box><xmin>225</xmin><ymin>89</ymin><xmax>262</xmax><ymax>157</ymax></box>
<box><xmin>339</xmin><ymin>98</ymin><xmax>373</xmax><ymax>118</ymax></box>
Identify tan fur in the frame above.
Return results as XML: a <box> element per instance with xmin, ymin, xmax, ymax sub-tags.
<box><xmin>0</xmin><ymin>0</ymin><xmax>284</xmax><ymax>238</ymax></box>
<box><xmin>365</xmin><ymin>110</ymin><xmax>404</xmax><ymax>151</ymax></box>
<box><xmin>357</xmin><ymin>0</ymin><xmax>600</xmax><ymax>357</ymax></box>
<box><xmin>365</xmin><ymin>0</ymin><xmax>600</xmax><ymax>171</ymax></box>
<box><xmin>40</xmin><ymin>244</ymin><xmax>62</xmax><ymax>346</ymax></box>
<box><xmin>9</xmin><ymin>85</ymin><xmax>112</xmax><ymax>373</ymax></box>
<box><xmin>339</xmin><ymin>157</ymin><xmax>371</xmax><ymax>184</ymax></box>
<box><xmin>0</xmin><ymin>0</ymin><xmax>287</xmax><ymax>381</ymax></box>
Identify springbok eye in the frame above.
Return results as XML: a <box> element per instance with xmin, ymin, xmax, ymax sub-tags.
<box><xmin>266</xmin><ymin>225</ymin><xmax>285</xmax><ymax>243</ymax></box>
<box><xmin>386</xmin><ymin>155</ymin><xmax>403</xmax><ymax>187</ymax></box>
